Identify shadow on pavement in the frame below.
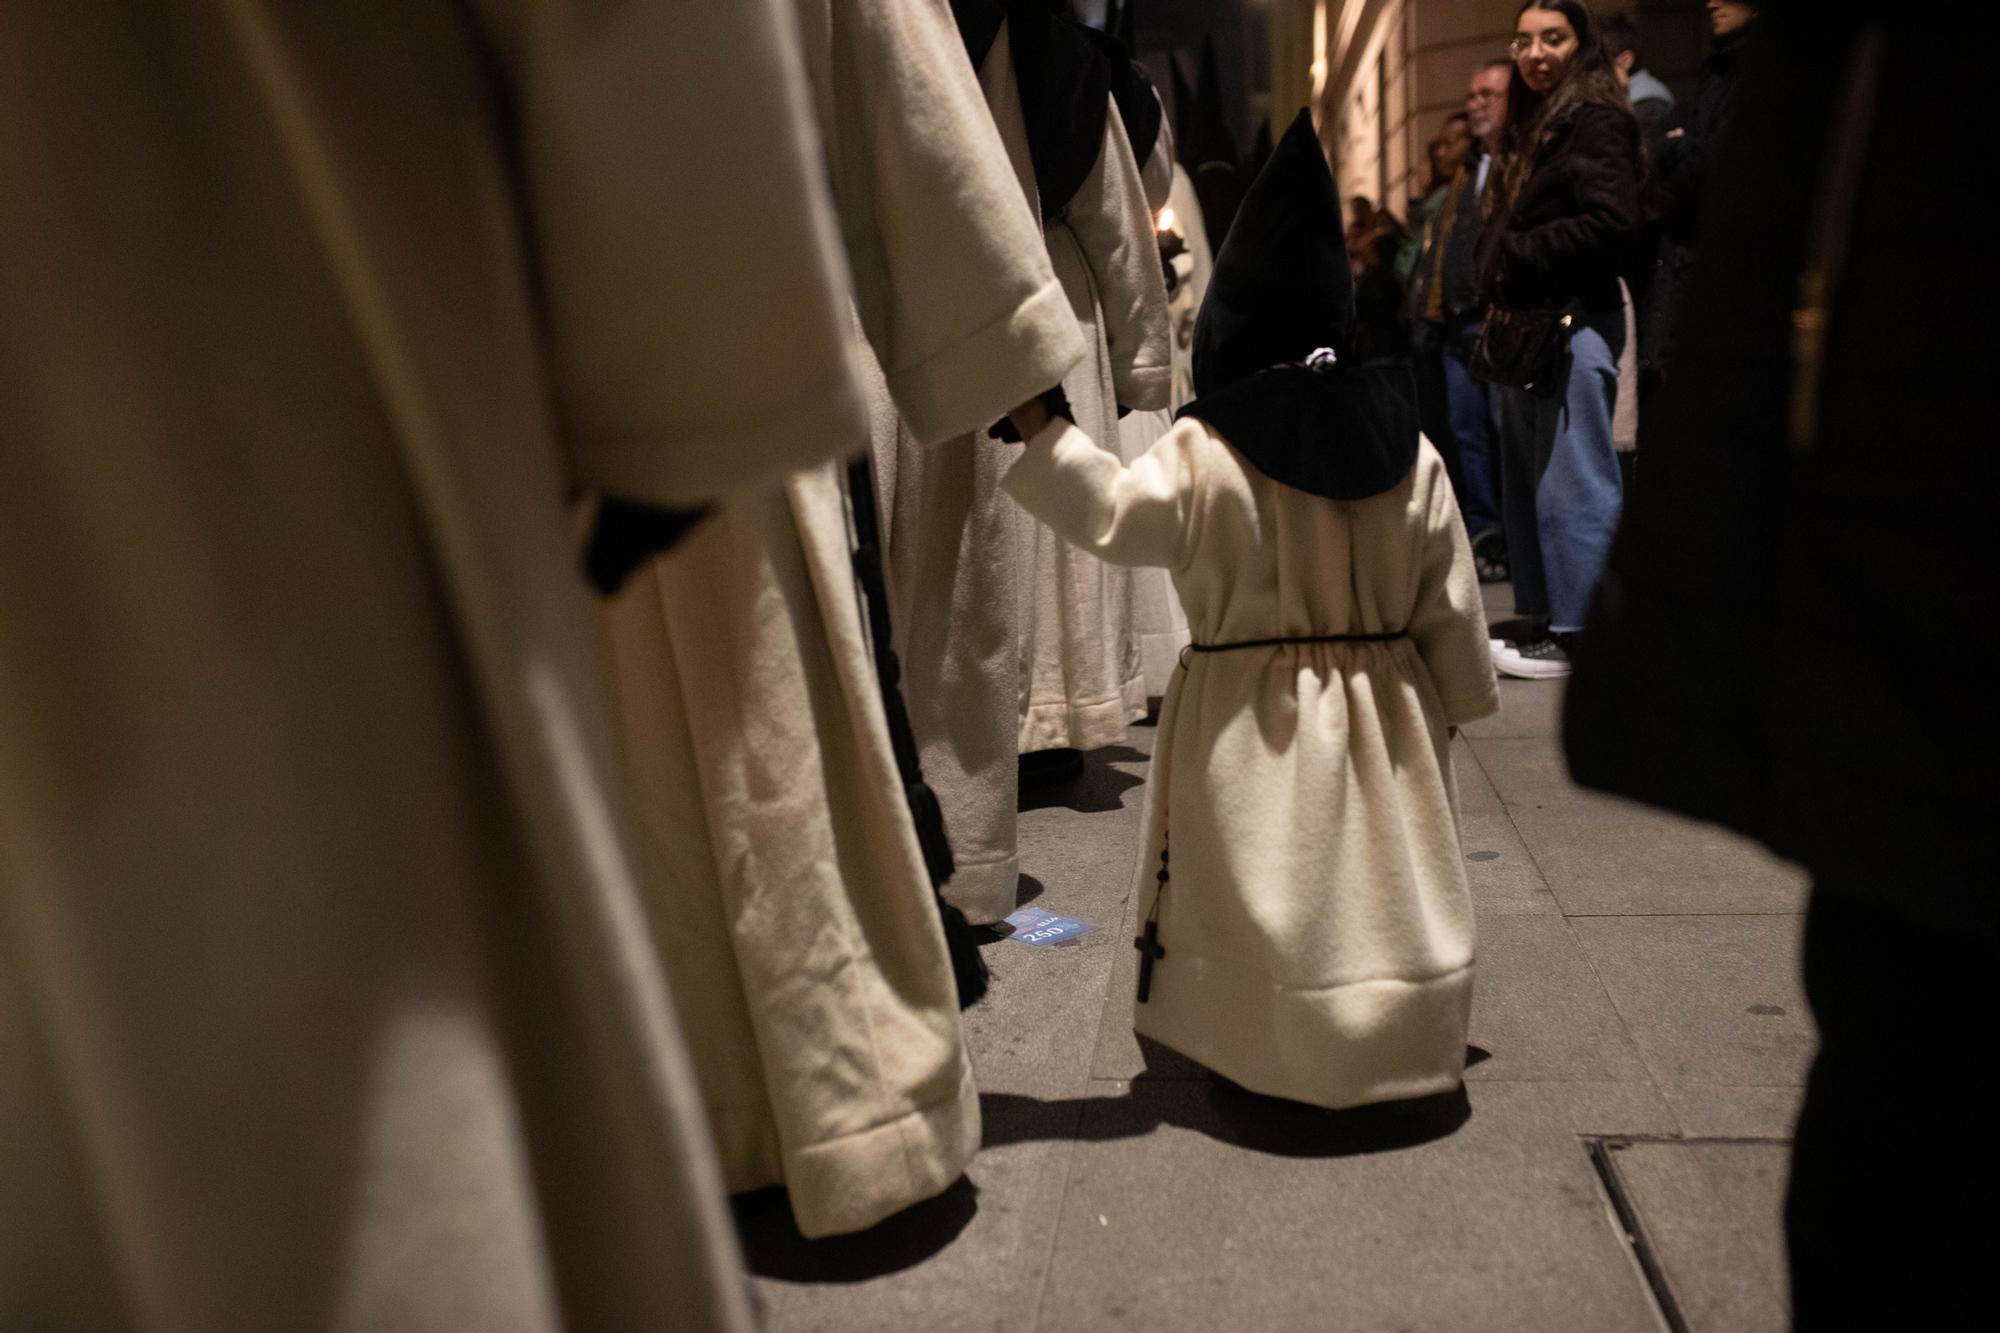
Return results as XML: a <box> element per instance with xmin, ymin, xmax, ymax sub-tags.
<box><xmin>1018</xmin><ymin>746</ymin><xmax>1145</xmax><ymax>814</ymax></box>
<box><xmin>979</xmin><ymin>1078</ymin><xmax>1471</xmax><ymax>1161</ymax></box>
<box><xmin>731</xmin><ymin>1176</ymin><xmax>980</xmax><ymax>1282</ymax></box>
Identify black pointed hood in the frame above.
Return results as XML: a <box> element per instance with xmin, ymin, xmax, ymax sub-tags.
<box><xmin>950</xmin><ymin>2</ymin><xmax>1109</xmax><ymax>223</ymax></box>
<box><xmin>1192</xmin><ymin>110</ymin><xmax>1354</xmax><ymax>390</ymax></box>
<box><xmin>1178</xmin><ymin>109</ymin><xmax>1419</xmax><ymax>502</ymax></box>
<box><xmin>1170</xmin><ymin>53</ymin><xmax>1199</xmax><ymax>171</ymax></box>
<box><xmin>1185</xmin><ymin>37</ymin><xmax>1245</xmax><ymax>243</ymax></box>
<box><xmin>1077</xmin><ymin>15</ymin><xmax>1162</xmax><ymax>167</ymax></box>
<box><xmin>1247</xmin><ymin>116</ymin><xmax>1275</xmax><ymax>177</ymax></box>
<box><xmin>1192</xmin><ymin>37</ymin><xmax>1237</xmax><ymax>167</ymax></box>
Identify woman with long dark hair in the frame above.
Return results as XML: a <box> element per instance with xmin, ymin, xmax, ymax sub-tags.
<box><xmin>1477</xmin><ymin>0</ymin><xmax>1641</xmax><ymax>678</ymax></box>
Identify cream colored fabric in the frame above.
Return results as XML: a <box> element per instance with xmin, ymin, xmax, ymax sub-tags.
<box><xmin>1613</xmin><ymin>276</ymin><xmax>1640</xmax><ymax>453</ymax></box>
<box><xmin>0</xmin><ymin>3</ymin><xmax>867</xmax><ymax>1329</ymax></box>
<box><xmin>1122</xmin><ymin>399</ymin><xmax>1191</xmax><ymax>700</ymax></box>
<box><xmin>793</xmin><ymin>0</ymin><xmax>1082</xmax><ymax>448</ymax></box>
<box><xmin>1164</xmin><ymin>163</ymin><xmax>1214</xmax><ymax>409</ymax></box>
<box><xmin>978</xmin><ymin>35</ymin><xmax>1173</xmax><ymax>755</ymax></box>
<box><xmin>1111</xmin><ymin>89</ymin><xmax>1189</xmax><ymax>703</ymax></box>
<box><xmin>596</xmin><ymin>469</ymin><xmax>979</xmax><ymax>1239</ymax></box>
<box><xmin>798</xmin><ymin>0</ymin><xmax>1086</xmax><ymax>926</ymax></box>
<box><xmin>1003</xmin><ymin>421</ymin><xmax>1499</xmax><ymax>1109</ymax></box>
<box><xmin>589</xmin><ymin>0</ymin><xmax>1089</xmax><ymax>1245</ymax></box>
<box><xmin>1124</xmin><ymin>123</ymin><xmax>1196</xmax><ymax>701</ymax></box>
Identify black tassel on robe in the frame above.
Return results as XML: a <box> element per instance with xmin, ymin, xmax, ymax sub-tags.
<box><xmin>843</xmin><ymin>454</ymin><xmax>990</xmax><ymax>1009</ymax></box>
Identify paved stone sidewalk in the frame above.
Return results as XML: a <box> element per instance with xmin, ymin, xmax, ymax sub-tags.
<box><xmin>739</xmin><ymin>599</ymin><xmax>1813</xmax><ymax>1331</ymax></box>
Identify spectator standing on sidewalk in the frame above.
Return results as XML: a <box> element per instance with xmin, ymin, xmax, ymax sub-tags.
<box><xmin>1639</xmin><ymin>1</ymin><xmax>1759</xmax><ymax>419</ymax></box>
<box><xmin>1477</xmin><ymin>0</ymin><xmax>1641</xmax><ymax>679</ymax></box>
<box><xmin>1411</xmin><ymin>59</ymin><xmax>1514</xmax><ymax>582</ymax></box>
<box><xmin>1603</xmin><ymin>13</ymin><xmax>1676</xmax><ymax>142</ymax></box>
<box><xmin>1404</xmin><ymin>116</ymin><xmax>1474</xmax><ymax>525</ymax></box>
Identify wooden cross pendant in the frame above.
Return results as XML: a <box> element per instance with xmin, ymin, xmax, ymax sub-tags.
<box><xmin>1133</xmin><ymin>919</ymin><xmax>1166</xmax><ymax>1003</ymax></box>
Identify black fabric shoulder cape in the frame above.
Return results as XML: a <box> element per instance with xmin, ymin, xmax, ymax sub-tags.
<box><xmin>1178</xmin><ymin>363</ymin><xmax>1419</xmax><ymax>502</ymax></box>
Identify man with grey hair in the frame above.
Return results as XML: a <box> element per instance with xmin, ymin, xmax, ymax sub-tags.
<box><xmin>1409</xmin><ymin>58</ymin><xmax>1513</xmax><ymax>579</ymax></box>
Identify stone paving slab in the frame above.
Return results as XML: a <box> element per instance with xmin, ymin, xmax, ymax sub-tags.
<box><xmin>1658</xmin><ymin>1084</ymin><xmax>1807</xmax><ymax>1141</ymax></box>
<box><xmin>1453</xmin><ymin>731</ymin><xmax>1506</xmax><ymax>816</ymax></box>
<box><xmin>1089</xmin><ymin>872</ymin><xmax>1205</xmax><ymax>1084</ymax></box>
<box><xmin>1470</xmin><ymin>737</ymin><xmax>1809</xmax><ymax>916</ymax></box>
<box><xmin>1461</xmin><ymin>676</ymin><xmax>1565</xmax><ymax>741</ymax></box>
<box><xmin>744</xmin><ymin>1094</ymin><xmax>1082</xmax><ymax>1333</ymax></box>
<box><xmin>971</xmin><ymin>741</ymin><xmax>1150</xmax><ymax>1100</ymax></box>
<box><xmin>1460</xmin><ymin>806</ymin><xmax>1565</xmax><ymax>916</ymax></box>
<box><xmin>1031</xmin><ymin>1079</ymin><xmax>1661</xmax><ymax>1332</ymax></box>
<box><xmin>1467</xmin><ymin>913</ymin><xmax>1655</xmax><ymax>1086</ymax></box>
<box><xmin>1571</xmin><ymin>915</ymin><xmax>1815</xmax><ymax>1102</ymax></box>
<box><xmin>1606</xmin><ymin>1139</ymin><xmax>1792</xmax><ymax>1332</ymax></box>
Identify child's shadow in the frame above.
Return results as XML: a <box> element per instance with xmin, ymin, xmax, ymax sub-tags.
<box><xmin>982</xmin><ymin>1039</ymin><xmax>1476</xmax><ymax>1160</ymax></box>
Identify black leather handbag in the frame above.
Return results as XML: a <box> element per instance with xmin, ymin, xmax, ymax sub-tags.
<box><xmin>1469</xmin><ymin>305</ymin><xmax>1575</xmax><ymax>398</ymax></box>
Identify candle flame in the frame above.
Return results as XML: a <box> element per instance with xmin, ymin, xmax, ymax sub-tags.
<box><xmin>1157</xmin><ymin>206</ymin><xmax>1177</xmax><ymax>233</ymax></box>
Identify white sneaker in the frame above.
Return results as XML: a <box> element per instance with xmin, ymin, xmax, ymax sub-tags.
<box><xmin>1493</xmin><ymin>635</ymin><xmax>1573</xmax><ymax>680</ymax></box>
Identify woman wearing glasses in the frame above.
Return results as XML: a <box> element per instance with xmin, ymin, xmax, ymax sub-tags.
<box><xmin>1476</xmin><ymin>0</ymin><xmax>1641</xmax><ymax>679</ymax></box>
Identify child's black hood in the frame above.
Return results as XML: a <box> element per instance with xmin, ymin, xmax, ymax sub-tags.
<box><xmin>1179</xmin><ymin>109</ymin><xmax>1419</xmax><ymax>502</ymax></box>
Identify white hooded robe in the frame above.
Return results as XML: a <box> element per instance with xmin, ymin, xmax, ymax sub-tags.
<box><xmin>1003</xmin><ymin>420</ymin><xmax>1499</xmax><ymax>1109</ymax></box>
<box><xmin>1120</xmin><ymin>100</ymin><xmax>1196</xmax><ymax>701</ymax></box>
<box><xmin>834</xmin><ymin>0</ymin><xmax>1089</xmax><ymax>927</ymax></box>
<box><xmin>971</xmin><ymin>24</ymin><xmax>1174</xmax><ymax>756</ymax></box>
<box><xmin>592</xmin><ymin>0</ymin><xmax>1088</xmax><ymax>1241</ymax></box>
<box><xmin>0</xmin><ymin>1</ymin><xmax>864</xmax><ymax>1328</ymax></box>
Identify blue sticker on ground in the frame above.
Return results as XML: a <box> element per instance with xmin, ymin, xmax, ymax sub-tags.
<box><xmin>1003</xmin><ymin>908</ymin><xmax>1097</xmax><ymax>947</ymax></box>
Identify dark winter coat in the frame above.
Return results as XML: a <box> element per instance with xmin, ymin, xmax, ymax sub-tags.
<box><xmin>1638</xmin><ymin>26</ymin><xmax>1754</xmax><ymax>371</ymax></box>
<box><xmin>1478</xmin><ymin>101</ymin><xmax>1642</xmax><ymax>316</ymax></box>
<box><xmin>1564</xmin><ymin>2</ymin><xmax>1996</xmax><ymax>944</ymax></box>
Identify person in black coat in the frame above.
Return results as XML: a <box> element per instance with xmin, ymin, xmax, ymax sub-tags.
<box><xmin>1564</xmin><ymin>2</ymin><xmax>1997</xmax><ymax>1323</ymax></box>
<box><xmin>1477</xmin><ymin>0</ymin><xmax>1643</xmax><ymax>679</ymax></box>
<box><xmin>1638</xmin><ymin>1</ymin><xmax>1759</xmax><ymax>388</ymax></box>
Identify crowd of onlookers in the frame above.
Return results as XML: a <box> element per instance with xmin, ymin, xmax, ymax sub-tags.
<box><xmin>1350</xmin><ymin>0</ymin><xmax>1758</xmax><ymax>680</ymax></box>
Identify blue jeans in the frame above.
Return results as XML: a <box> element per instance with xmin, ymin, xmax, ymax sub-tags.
<box><xmin>1441</xmin><ymin>316</ymin><xmax>1501</xmax><ymax>539</ymax></box>
<box><xmin>1496</xmin><ymin>308</ymin><xmax>1624</xmax><ymax>632</ymax></box>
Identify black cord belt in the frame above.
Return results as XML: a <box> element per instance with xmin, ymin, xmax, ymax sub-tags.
<box><xmin>1179</xmin><ymin>630</ymin><xmax>1408</xmax><ymax>669</ymax></box>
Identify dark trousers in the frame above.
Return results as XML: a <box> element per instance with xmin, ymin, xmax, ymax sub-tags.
<box><xmin>1786</xmin><ymin>885</ymin><xmax>1998</xmax><ymax>1328</ymax></box>
<box><xmin>1441</xmin><ymin>315</ymin><xmax>1502</xmax><ymax>539</ymax></box>
<box><xmin>1494</xmin><ymin>385</ymin><xmax>1548</xmax><ymax>618</ymax></box>
<box><xmin>1410</xmin><ymin>323</ymin><xmax>1461</xmax><ymax>505</ymax></box>
<box><xmin>1493</xmin><ymin>307</ymin><xmax>1625</xmax><ymax>629</ymax></box>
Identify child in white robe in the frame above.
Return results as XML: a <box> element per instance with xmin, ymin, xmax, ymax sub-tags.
<box><xmin>1001</xmin><ymin>111</ymin><xmax>1499</xmax><ymax>1110</ymax></box>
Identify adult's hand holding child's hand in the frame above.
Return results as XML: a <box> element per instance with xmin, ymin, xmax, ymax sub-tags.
<box><xmin>1007</xmin><ymin>396</ymin><xmax>1051</xmax><ymax>443</ymax></box>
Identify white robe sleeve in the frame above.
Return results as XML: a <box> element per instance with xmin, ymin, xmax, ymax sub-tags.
<box><xmin>803</xmin><ymin>0</ymin><xmax>1086</xmax><ymax>447</ymax></box>
<box><xmin>1000</xmin><ymin>417</ymin><xmax>1201</xmax><ymax>570</ymax></box>
<box><xmin>1065</xmin><ymin>99</ymin><xmax>1174</xmax><ymax>414</ymax></box>
<box><xmin>1407</xmin><ymin>442</ymin><xmax>1500</xmax><ymax>726</ymax></box>
<box><xmin>509</xmin><ymin>0</ymin><xmax>865</xmax><ymax>505</ymax></box>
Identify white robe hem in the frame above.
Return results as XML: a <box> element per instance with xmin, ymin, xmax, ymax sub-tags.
<box><xmin>1135</xmin><ymin>956</ymin><xmax>1474</xmax><ymax>1110</ymax></box>
<box><xmin>941</xmin><ymin>852</ymin><xmax>1021</xmax><ymax>926</ymax></box>
<box><xmin>767</xmin><ymin>1061</ymin><xmax>982</xmax><ymax>1239</ymax></box>
<box><xmin>1018</xmin><ymin>673</ymin><xmax>1145</xmax><ymax>753</ymax></box>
